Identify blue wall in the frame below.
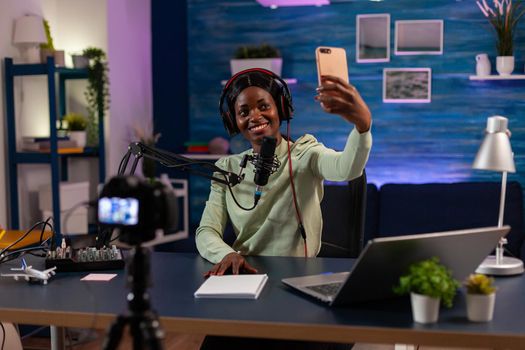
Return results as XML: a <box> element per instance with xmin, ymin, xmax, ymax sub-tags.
<box><xmin>155</xmin><ymin>0</ymin><xmax>525</xmax><ymax>227</ymax></box>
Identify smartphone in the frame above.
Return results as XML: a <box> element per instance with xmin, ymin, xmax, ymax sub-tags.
<box><xmin>315</xmin><ymin>46</ymin><xmax>349</xmax><ymax>85</ymax></box>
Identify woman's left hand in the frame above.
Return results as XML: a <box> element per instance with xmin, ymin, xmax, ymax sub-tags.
<box><xmin>315</xmin><ymin>75</ymin><xmax>372</xmax><ymax>133</ymax></box>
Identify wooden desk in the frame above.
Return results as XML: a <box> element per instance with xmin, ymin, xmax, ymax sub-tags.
<box><xmin>0</xmin><ymin>253</ymin><xmax>524</xmax><ymax>349</ymax></box>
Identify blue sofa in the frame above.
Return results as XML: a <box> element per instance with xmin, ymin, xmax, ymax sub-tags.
<box><xmin>157</xmin><ymin>181</ymin><xmax>524</xmax><ymax>263</ymax></box>
<box><xmin>359</xmin><ymin>181</ymin><xmax>524</xmax><ymax>261</ymax></box>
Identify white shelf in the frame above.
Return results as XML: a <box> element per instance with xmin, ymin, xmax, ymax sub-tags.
<box><xmin>221</xmin><ymin>78</ymin><xmax>297</xmax><ymax>86</ymax></box>
<box><xmin>469</xmin><ymin>74</ymin><xmax>525</xmax><ymax>80</ymax></box>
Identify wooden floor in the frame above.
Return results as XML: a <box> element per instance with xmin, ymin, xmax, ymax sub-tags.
<box><xmin>21</xmin><ymin>329</ymin><xmax>204</xmax><ymax>350</ymax></box>
<box><xmin>20</xmin><ymin>331</ymin><xmax>494</xmax><ymax>350</ymax></box>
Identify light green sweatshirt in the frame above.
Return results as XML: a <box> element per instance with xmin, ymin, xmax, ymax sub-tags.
<box><xmin>196</xmin><ymin>127</ymin><xmax>372</xmax><ymax>264</ymax></box>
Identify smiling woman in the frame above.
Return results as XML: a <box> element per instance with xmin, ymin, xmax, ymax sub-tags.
<box><xmin>234</xmin><ymin>86</ymin><xmax>281</xmax><ymax>152</ymax></box>
<box><xmin>196</xmin><ymin>68</ymin><xmax>372</xmax><ymax>350</ymax></box>
<box><xmin>197</xmin><ymin>67</ymin><xmax>372</xmax><ymax>267</ymax></box>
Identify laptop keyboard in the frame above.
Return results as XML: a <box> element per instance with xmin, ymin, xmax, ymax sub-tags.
<box><xmin>305</xmin><ymin>282</ymin><xmax>342</xmax><ymax>297</ymax></box>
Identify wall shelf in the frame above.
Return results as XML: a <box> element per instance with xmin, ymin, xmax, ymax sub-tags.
<box><xmin>181</xmin><ymin>153</ymin><xmax>225</xmax><ymax>161</ymax></box>
<box><xmin>469</xmin><ymin>75</ymin><xmax>525</xmax><ymax>80</ymax></box>
<box><xmin>4</xmin><ymin>57</ymin><xmax>106</xmax><ymax>237</ymax></box>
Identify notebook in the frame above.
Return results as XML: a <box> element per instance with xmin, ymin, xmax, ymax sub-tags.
<box><xmin>194</xmin><ymin>274</ymin><xmax>269</xmax><ymax>299</ymax></box>
<box><xmin>282</xmin><ymin>226</ymin><xmax>509</xmax><ymax>306</ymax></box>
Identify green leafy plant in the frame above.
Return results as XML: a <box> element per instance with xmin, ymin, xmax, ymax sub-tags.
<box><xmin>40</xmin><ymin>19</ymin><xmax>54</xmax><ymax>50</ymax></box>
<box><xmin>63</xmin><ymin>113</ymin><xmax>87</xmax><ymax>131</ymax></box>
<box><xmin>393</xmin><ymin>257</ymin><xmax>460</xmax><ymax>308</ymax></box>
<box><xmin>234</xmin><ymin>44</ymin><xmax>281</xmax><ymax>59</ymax></box>
<box><xmin>464</xmin><ymin>274</ymin><xmax>497</xmax><ymax>295</ymax></box>
<box><xmin>476</xmin><ymin>0</ymin><xmax>525</xmax><ymax>56</ymax></box>
<box><xmin>82</xmin><ymin>47</ymin><xmax>110</xmax><ymax>145</ymax></box>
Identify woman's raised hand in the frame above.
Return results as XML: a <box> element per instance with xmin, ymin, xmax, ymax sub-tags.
<box><xmin>315</xmin><ymin>75</ymin><xmax>371</xmax><ymax>133</ymax></box>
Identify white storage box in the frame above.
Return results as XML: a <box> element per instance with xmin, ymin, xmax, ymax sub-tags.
<box><xmin>39</xmin><ymin>181</ymin><xmax>89</xmax><ymax>235</ymax></box>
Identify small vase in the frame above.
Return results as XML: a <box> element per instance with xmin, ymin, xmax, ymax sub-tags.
<box><xmin>496</xmin><ymin>56</ymin><xmax>514</xmax><ymax>76</ymax></box>
<box><xmin>69</xmin><ymin>131</ymin><xmax>87</xmax><ymax>148</ymax></box>
<box><xmin>466</xmin><ymin>293</ymin><xmax>496</xmax><ymax>322</ymax></box>
<box><xmin>410</xmin><ymin>292</ymin><xmax>440</xmax><ymax>324</ymax></box>
<box><xmin>475</xmin><ymin>53</ymin><xmax>491</xmax><ymax>76</ymax></box>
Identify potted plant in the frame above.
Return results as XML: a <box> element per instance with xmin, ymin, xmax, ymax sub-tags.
<box><xmin>393</xmin><ymin>257</ymin><xmax>460</xmax><ymax>324</ymax></box>
<box><xmin>464</xmin><ymin>273</ymin><xmax>497</xmax><ymax>322</ymax></box>
<box><xmin>83</xmin><ymin>47</ymin><xmax>110</xmax><ymax>147</ymax></box>
<box><xmin>63</xmin><ymin>112</ymin><xmax>88</xmax><ymax>148</ymax></box>
<box><xmin>39</xmin><ymin>19</ymin><xmax>65</xmax><ymax>66</ymax></box>
<box><xmin>476</xmin><ymin>0</ymin><xmax>524</xmax><ymax>75</ymax></box>
<box><xmin>230</xmin><ymin>44</ymin><xmax>282</xmax><ymax>76</ymax></box>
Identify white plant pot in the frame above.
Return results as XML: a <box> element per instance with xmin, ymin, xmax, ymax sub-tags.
<box><xmin>69</xmin><ymin>131</ymin><xmax>86</xmax><ymax>148</ymax></box>
<box><xmin>466</xmin><ymin>293</ymin><xmax>496</xmax><ymax>322</ymax></box>
<box><xmin>496</xmin><ymin>56</ymin><xmax>514</xmax><ymax>76</ymax></box>
<box><xmin>230</xmin><ymin>58</ymin><xmax>283</xmax><ymax>76</ymax></box>
<box><xmin>410</xmin><ymin>292</ymin><xmax>440</xmax><ymax>324</ymax></box>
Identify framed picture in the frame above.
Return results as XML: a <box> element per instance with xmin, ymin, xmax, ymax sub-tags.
<box><xmin>356</xmin><ymin>14</ymin><xmax>390</xmax><ymax>63</ymax></box>
<box><xmin>395</xmin><ymin>20</ymin><xmax>444</xmax><ymax>55</ymax></box>
<box><xmin>383</xmin><ymin>68</ymin><xmax>432</xmax><ymax>103</ymax></box>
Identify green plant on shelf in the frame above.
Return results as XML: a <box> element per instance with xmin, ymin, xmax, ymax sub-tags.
<box><xmin>234</xmin><ymin>44</ymin><xmax>281</xmax><ymax>59</ymax></box>
<box><xmin>82</xmin><ymin>47</ymin><xmax>110</xmax><ymax>146</ymax></box>
<box><xmin>63</xmin><ymin>113</ymin><xmax>87</xmax><ymax>131</ymax></box>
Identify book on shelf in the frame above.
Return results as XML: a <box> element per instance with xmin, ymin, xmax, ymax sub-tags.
<box><xmin>194</xmin><ymin>274</ymin><xmax>269</xmax><ymax>299</ymax></box>
<box><xmin>22</xmin><ymin>135</ymin><xmax>70</xmax><ymax>143</ymax></box>
<box><xmin>22</xmin><ymin>139</ymin><xmax>78</xmax><ymax>151</ymax></box>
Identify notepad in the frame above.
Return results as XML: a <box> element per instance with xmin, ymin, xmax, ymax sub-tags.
<box><xmin>194</xmin><ymin>274</ymin><xmax>268</xmax><ymax>299</ymax></box>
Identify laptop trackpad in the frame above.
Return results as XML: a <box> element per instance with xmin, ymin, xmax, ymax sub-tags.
<box><xmin>282</xmin><ymin>272</ymin><xmax>350</xmax><ymax>302</ymax></box>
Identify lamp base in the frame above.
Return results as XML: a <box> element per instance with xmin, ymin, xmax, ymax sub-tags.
<box><xmin>475</xmin><ymin>255</ymin><xmax>524</xmax><ymax>276</ymax></box>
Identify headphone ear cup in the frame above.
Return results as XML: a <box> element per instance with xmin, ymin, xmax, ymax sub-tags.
<box><xmin>280</xmin><ymin>95</ymin><xmax>292</xmax><ymax>121</ymax></box>
<box><xmin>221</xmin><ymin>111</ymin><xmax>239</xmax><ymax>137</ymax></box>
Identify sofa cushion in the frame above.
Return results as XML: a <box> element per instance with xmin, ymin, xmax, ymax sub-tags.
<box><xmin>377</xmin><ymin>182</ymin><xmax>524</xmax><ymax>259</ymax></box>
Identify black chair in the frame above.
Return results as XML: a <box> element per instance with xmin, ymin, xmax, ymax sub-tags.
<box><xmin>318</xmin><ymin>170</ymin><xmax>367</xmax><ymax>258</ymax></box>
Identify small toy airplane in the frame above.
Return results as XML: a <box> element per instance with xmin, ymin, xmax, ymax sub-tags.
<box><xmin>1</xmin><ymin>258</ymin><xmax>57</xmax><ymax>285</ymax></box>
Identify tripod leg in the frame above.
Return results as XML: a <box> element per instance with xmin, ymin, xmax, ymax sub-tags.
<box><xmin>103</xmin><ymin>315</ymin><xmax>128</xmax><ymax>350</ymax></box>
<box><xmin>130</xmin><ymin>316</ymin><xmax>145</xmax><ymax>350</ymax></box>
<box><xmin>141</xmin><ymin>317</ymin><xmax>165</xmax><ymax>350</ymax></box>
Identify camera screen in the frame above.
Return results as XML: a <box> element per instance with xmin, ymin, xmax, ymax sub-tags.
<box><xmin>98</xmin><ymin>197</ymin><xmax>139</xmax><ymax>225</ymax></box>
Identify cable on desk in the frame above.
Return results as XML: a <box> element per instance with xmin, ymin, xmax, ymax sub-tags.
<box><xmin>0</xmin><ymin>219</ymin><xmax>54</xmax><ymax>264</ymax></box>
<box><xmin>0</xmin><ymin>244</ymin><xmax>51</xmax><ymax>264</ymax></box>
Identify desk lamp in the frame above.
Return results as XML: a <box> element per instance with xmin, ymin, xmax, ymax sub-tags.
<box><xmin>13</xmin><ymin>15</ymin><xmax>46</xmax><ymax>64</ymax></box>
<box><xmin>473</xmin><ymin>115</ymin><xmax>524</xmax><ymax>275</ymax></box>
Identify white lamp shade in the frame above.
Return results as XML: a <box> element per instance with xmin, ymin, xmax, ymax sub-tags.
<box><xmin>473</xmin><ymin>116</ymin><xmax>516</xmax><ymax>173</ymax></box>
<box><xmin>13</xmin><ymin>15</ymin><xmax>46</xmax><ymax>44</ymax></box>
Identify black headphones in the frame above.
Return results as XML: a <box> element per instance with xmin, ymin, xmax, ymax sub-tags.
<box><xmin>219</xmin><ymin>68</ymin><xmax>294</xmax><ymax>136</ymax></box>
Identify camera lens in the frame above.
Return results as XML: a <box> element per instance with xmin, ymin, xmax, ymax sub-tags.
<box><xmin>321</xmin><ymin>48</ymin><xmax>331</xmax><ymax>54</ymax></box>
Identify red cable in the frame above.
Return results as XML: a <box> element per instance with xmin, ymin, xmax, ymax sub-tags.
<box><xmin>286</xmin><ymin>121</ymin><xmax>308</xmax><ymax>257</ymax></box>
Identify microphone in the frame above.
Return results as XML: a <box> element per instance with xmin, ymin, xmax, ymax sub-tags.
<box><xmin>253</xmin><ymin>136</ymin><xmax>280</xmax><ymax>205</ymax></box>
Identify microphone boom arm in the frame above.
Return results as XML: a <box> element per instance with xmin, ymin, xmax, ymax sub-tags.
<box><xmin>118</xmin><ymin>142</ymin><xmax>243</xmax><ymax>187</ymax></box>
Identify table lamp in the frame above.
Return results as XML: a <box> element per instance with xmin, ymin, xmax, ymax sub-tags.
<box><xmin>473</xmin><ymin>115</ymin><xmax>524</xmax><ymax>275</ymax></box>
<box><xmin>13</xmin><ymin>15</ymin><xmax>47</xmax><ymax>64</ymax></box>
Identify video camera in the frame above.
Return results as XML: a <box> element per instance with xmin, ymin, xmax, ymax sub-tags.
<box><xmin>98</xmin><ymin>176</ymin><xmax>178</xmax><ymax>245</ymax></box>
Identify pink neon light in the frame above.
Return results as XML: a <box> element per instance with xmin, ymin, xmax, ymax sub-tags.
<box><xmin>256</xmin><ymin>0</ymin><xmax>330</xmax><ymax>7</ymax></box>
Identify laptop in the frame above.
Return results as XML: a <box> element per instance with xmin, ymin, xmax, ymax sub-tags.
<box><xmin>282</xmin><ymin>226</ymin><xmax>509</xmax><ymax>306</ymax></box>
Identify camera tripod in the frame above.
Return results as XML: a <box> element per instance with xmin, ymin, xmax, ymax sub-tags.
<box><xmin>103</xmin><ymin>245</ymin><xmax>164</xmax><ymax>350</ymax></box>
